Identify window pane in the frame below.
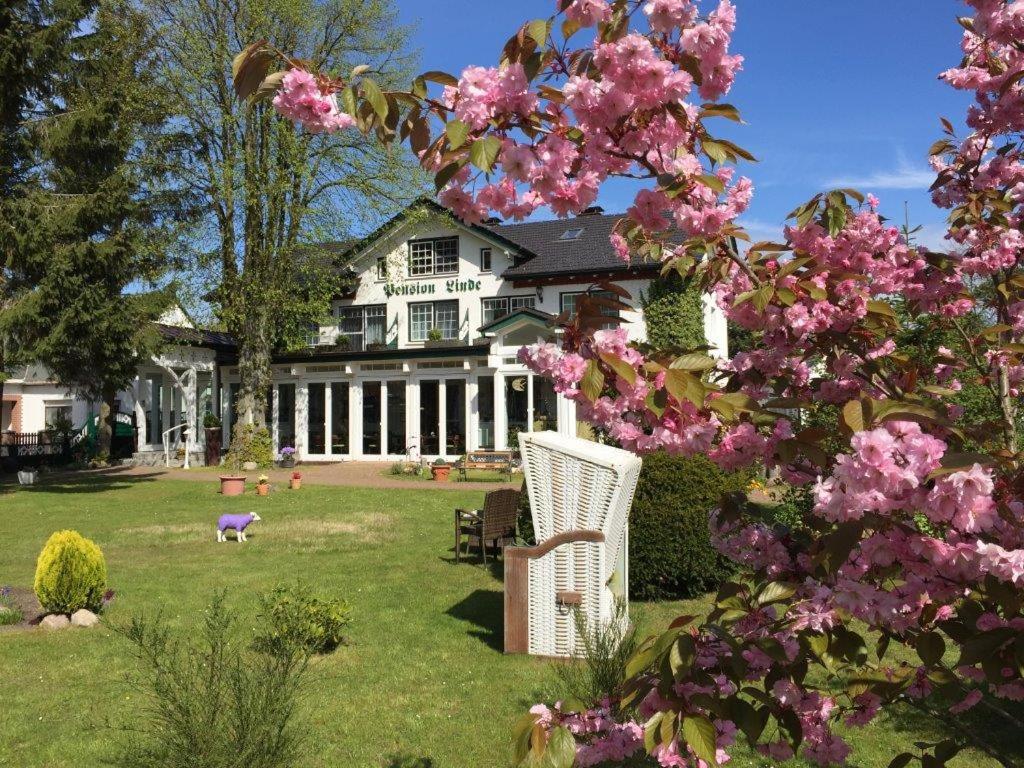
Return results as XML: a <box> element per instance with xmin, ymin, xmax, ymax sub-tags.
<box><xmin>420</xmin><ymin>380</ymin><xmax>440</xmax><ymax>455</ymax></box>
<box><xmin>480</xmin><ymin>247</ymin><xmax>492</xmax><ymax>271</ymax></box>
<box><xmin>278</xmin><ymin>384</ymin><xmax>295</xmax><ymax>450</ymax></box>
<box><xmin>434</xmin><ymin>237</ymin><xmax>459</xmax><ymax>274</ymax></box>
<box><xmin>505</xmin><ymin>375</ymin><xmax>529</xmax><ymax>448</ymax></box>
<box><xmin>409</xmin><ymin>241</ymin><xmax>433</xmax><ymax>276</ymax></box>
<box><xmin>510</xmin><ymin>295</ymin><xmax>536</xmax><ymax>311</ymax></box>
<box><xmin>308</xmin><ymin>383</ymin><xmax>326</xmax><ymax>454</ymax></box>
<box><xmin>533</xmin><ymin>376</ymin><xmax>558</xmax><ymax>432</ymax></box>
<box><xmin>560</xmin><ymin>292</ymin><xmax>580</xmax><ymax>317</ymax></box>
<box><xmin>365</xmin><ymin>305</ymin><xmax>386</xmax><ymax>346</ymax></box>
<box><xmin>482</xmin><ymin>298</ymin><xmax>508</xmax><ymax>325</ymax></box>
<box><xmin>409</xmin><ymin>303</ymin><xmax>433</xmax><ymax>342</ymax></box>
<box><xmin>376</xmin><ymin>257</ymin><xmax>387</xmax><ymax>279</ymax></box>
<box><xmin>435</xmin><ymin>300</ymin><xmax>459</xmax><ymax>339</ymax></box>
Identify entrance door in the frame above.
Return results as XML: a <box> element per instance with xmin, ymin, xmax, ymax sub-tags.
<box><xmin>277</xmin><ymin>384</ymin><xmax>296</xmax><ymax>451</ymax></box>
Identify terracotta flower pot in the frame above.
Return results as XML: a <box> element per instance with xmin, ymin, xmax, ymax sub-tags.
<box><xmin>431</xmin><ymin>465</ymin><xmax>451</xmax><ymax>482</ymax></box>
<box><xmin>256</xmin><ymin>483</ymin><xmax>269</xmax><ymax>496</ymax></box>
<box><xmin>219</xmin><ymin>475</ymin><xmax>246</xmax><ymax>496</ymax></box>
<box><xmin>290</xmin><ymin>478</ymin><xmax>301</xmax><ymax>490</ymax></box>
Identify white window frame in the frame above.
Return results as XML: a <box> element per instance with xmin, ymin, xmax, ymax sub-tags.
<box><xmin>480</xmin><ymin>247</ymin><xmax>492</xmax><ymax>272</ymax></box>
<box><xmin>409</xmin><ymin>300</ymin><xmax>459</xmax><ymax>342</ymax></box>
<box><xmin>336</xmin><ymin>304</ymin><xmax>387</xmax><ymax>350</ymax></box>
<box><xmin>481</xmin><ymin>295</ymin><xmax>536</xmax><ymax>325</ymax></box>
<box><xmin>407</xmin><ymin>237</ymin><xmax>459</xmax><ymax>277</ymax></box>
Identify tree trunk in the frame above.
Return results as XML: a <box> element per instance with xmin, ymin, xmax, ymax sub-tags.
<box><xmin>97</xmin><ymin>384</ymin><xmax>116</xmax><ymax>458</ymax></box>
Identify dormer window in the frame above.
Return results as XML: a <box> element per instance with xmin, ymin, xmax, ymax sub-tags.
<box><xmin>559</xmin><ymin>228</ymin><xmax>584</xmax><ymax>241</ymax></box>
<box><xmin>408</xmin><ymin>236</ymin><xmax>459</xmax><ymax>277</ymax></box>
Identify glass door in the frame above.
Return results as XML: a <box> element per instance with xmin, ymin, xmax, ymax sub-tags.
<box><xmin>477</xmin><ymin>377</ymin><xmax>495</xmax><ymax>449</ymax></box>
<box><xmin>330</xmin><ymin>382</ymin><xmax>349</xmax><ymax>455</ymax></box>
<box><xmin>419</xmin><ymin>380</ymin><xmax>440</xmax><ymax>455</ymax></box>
<box><xmin>363</xmin><ymin>381</ymin><xmax>382</xmax><ymax>455</ymax></box>
<box><xmin>386</xmin><ymin>381</ymin><xmax>406</xmax><ymax>455</ymax></box>
<box><xmin>308</xmin><ymin>383</ymin><xmax>326</xmax><ymax>455</ymax></box>
<box><xmin>277</xmin><ymin>384</ymin><xmax>296</xmax><ymax>451</ymax></box>
<box><xmin>505</xmin><ymin>375</ymin><xmax>529</xmax><ymax>448</ymax></box>
<box><xmin>445</xmin><ymin>380</ymin><xmax>466</xmax><ymax>455</ymax></box>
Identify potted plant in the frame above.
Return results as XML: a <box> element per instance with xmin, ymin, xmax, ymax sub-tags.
<box><xmin>430</xmin><ymin>457</ymin><xmax>451</xmax><ymax>482</ymax></box>
<box><xmin>219</xmin><ymin>451</ymin><xmax>246</xmax><ymax>496</ymax></box>
<box><xmin>204</xmin><ymin>412</ymin><xmax>223</xmax><ymax>466</ymax></box>
<box><xmin>424</xmin><ymin>328</ymin><xmax>449</xmax><ymax>348</ymax></box>
<box><xmin>333</xmin><ymin>333</ymin><xmax>351</xmax><ymax>351</ymax></box>
<box><xmin>290</xmin><ymin>471</ymin><xmax>302</xmax><ymax>490</ymax></box>
<box><xmin>279</xmin><ymin>445</ymin><xmax>296</xmax><ymax>468</ymax></box>
<box><xmin>256</xmin><ymin>474</ymin><xmax>270</xmax><ymax>496</ymax></box>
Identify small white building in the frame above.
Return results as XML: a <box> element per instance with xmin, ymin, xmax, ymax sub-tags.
<box><xmin>4</xmin><ymin>199</ymin><xmax>729</xmax><ymax>464</ymax></box>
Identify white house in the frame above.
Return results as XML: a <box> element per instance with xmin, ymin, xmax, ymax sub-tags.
<box><xmin>4</xmin><ymin>199</ymin><xmax>729</xmax><ymax>464</ymax></box>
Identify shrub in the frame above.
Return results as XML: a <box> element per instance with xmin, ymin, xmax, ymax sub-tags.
<box><xmin>554</xmin><ymin>601</ymin><xmax>637</xmax><ymax>707</ymax></box>
<box><xmin>629</xmin><ymin>452</ymin><xmax>750</xmax><ymax>601</ymax></box>
<box><xmin>226</xmin><ymin>423</ymin><xmax>273</xmax><ymax>469</ymax></box>
<box><xmin>0</xmin><ymin>586</ymin><xmax>23</xmax><ymax>626</ymax></box>
<box><xmin>253</xmin><ymin>582</ymin><xmax>352</xmax><ymax>656</ymax></box>
<box><xmin>640</xmin><ymin>272</ymin><xmax>707</xmax><ymax>350</ymax></box>
<box><xmin>33</xmin><ymin>530</ymin><xmax>107</xmax><ymax>614</ymax></box>
<box><xmin>108</xmin><ymin>593</ymin><xmax>306</xmax><ymax>768</ymax></box>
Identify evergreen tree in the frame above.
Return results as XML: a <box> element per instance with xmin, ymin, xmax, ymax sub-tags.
<box><xmin>2</xmin><ymin>0</ymin><xmax>179</xmax><ymax>455</ymax></box>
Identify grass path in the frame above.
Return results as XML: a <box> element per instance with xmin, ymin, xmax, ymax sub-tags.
<box><xmin>0</xmin><ymin>474</ymin><xmax>1012</xmax><ymax>767</ymax></box>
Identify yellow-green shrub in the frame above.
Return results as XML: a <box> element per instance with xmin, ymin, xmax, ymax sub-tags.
<box><xmin>33</xmin><ymin>530</ymin><xmax>107</xmax><ymax>614</ymax></box>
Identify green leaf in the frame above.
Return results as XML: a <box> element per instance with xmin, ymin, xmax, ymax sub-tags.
<box><xmin>888</xmin><ymin>753</ymin><xmax>914</xmax><ymax>768</ymax></box>
<box><xmin>469</xmin><ymin>136</ymin><xmax>502</xmax><ymax>172</ymax></box>
<box><xmin>670</xmin><ymin>352</ymin><xmax>718</xmax><ymax>372</ymax></box>
<box><xmin>361</xmin><ymin>78</ymin><xmax>387</xmax><ymax>120</ymax></box>
<box><xmin>841</xmin><ymin>399</ymin><xmax>866</xmax><ymax>433</ymax></box>
<box><xmin>599</xmin><ymin>352</ymin><xmax>638</xmax><ymax>386</ymax></box>
<box><xmin>581</xmin><ymin>359</ymin><xmax>605</xmax><ymax>402</ymax></box>
<box><xmin>682</xmin><ymin>715</ymin><xmax>718</xmax><ymax>766</ymax></box>
<box><xmin>700</xmin><ymin>103</ymin><xmax>741</xmax><ymax>122</ymax></box>
<box><xmin>664</xmin><ymin>369</ymin><xmax>705</xmax><ymax>407</ymax></box>
<box><xmin>526</xmin><ymin>19</ymin><xmax>550</xmax><ymax>46</ymax></box>
<box><xmin>544</xmin><ymin>727</ymin><xmax>577</xmax><ymax>768</ymax></box>
<box><xmin>445</xmin><ymin>119</ymin><xmax>471</xmax><ymax>150</ymax></box>
<box><xmin>757</xmin><ymin>581</ymin><xmax>796</xmax><ymax>606</ymax></box>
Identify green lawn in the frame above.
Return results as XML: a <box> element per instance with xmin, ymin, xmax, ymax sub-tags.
<box><xmin>0</xmin><ymin>472</ymin><xmax>1013</xmax><ymax>767</ymax></box>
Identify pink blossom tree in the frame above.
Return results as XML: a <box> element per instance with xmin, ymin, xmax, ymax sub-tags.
<box><xmin>233</xmin><ymin>1</ymin><xmax>1024</xmax><ymax>765</ymax></box>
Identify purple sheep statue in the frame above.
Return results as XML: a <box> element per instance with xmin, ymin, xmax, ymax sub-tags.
<box><xmin>216</xmin><ymin>512</ymin><xmax>261</xmax><ymax>543</ymax></box>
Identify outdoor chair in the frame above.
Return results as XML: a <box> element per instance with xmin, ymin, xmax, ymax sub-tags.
<box><xmin>454</xmin><ymin>488</ymin><xmax>520</xmax><ymax>564</ymax></box>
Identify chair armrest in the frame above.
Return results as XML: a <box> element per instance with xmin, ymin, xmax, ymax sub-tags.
<box><xmin>456</xmin><ymin>508</ymin><xmax>480</xmax><ymax>522</ymax></box>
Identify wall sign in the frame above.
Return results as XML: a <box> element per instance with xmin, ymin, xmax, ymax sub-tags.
<box><xmin>384</xmin><ymin>278</ymin><xmax>482</xmax><ymax>298</ymax></box>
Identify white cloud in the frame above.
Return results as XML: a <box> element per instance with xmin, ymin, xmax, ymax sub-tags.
<box><xmin>736</xmin><ymin>217</ymin><xmax>784</xmax><ymax>244</ymax></box>
<box><xmin>824</xmin><ymin>157</ymin><xmax>936</xmax><ymax>191</ymax></box>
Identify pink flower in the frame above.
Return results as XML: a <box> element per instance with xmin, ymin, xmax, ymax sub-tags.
<box><xmin>272</xmin><ymin>69</ymin><xmax>355</xmax><ymax>133</ymax></box>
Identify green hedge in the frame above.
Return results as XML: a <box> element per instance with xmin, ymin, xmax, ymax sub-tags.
<box><xmin>628</xmin><ymin>452</ymin><xmax>750</xmax><ymax>601</ymax></box>
<box><xmin>641</xmin><ymin>273</ymin><xmax>706</xmax><ymax>350</ymax></box>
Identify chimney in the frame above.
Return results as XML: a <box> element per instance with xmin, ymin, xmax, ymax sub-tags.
<box><xmin>577</xmin><ymin>205</ymin><xmax>605</xmax><ymax>216</ymax></box>
<box><xmin>482</xmin><ymin>215</ymin><xmax>502</xmax><ymax>225</ymax></box>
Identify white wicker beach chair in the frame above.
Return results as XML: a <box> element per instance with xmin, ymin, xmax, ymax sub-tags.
<box><xmin>505</xmin><ymin>431</ymin><xmax>642</xmax><ymax>657</ymax></box>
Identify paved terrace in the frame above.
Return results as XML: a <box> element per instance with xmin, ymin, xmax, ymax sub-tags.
<box><xmin>110</xmin><ymin>461</ymin><xmax>521</xmax><ymax>491</ymax></box>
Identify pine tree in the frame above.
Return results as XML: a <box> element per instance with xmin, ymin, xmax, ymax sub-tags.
<box><xmin>2</xmin><ymin>0</ymin><xmax>178</xmax><ymax>456</ymax></box>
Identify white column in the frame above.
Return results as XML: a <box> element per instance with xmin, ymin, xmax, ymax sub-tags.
<box><xmin>407</xmin><ymin>379</ymin><xmax>420</xmax><ymax>460</ymax></box>
<box><xmin>296</xmin><ymin>382</ymin><xmax>309</xmax><ymax>459</ymax></box>
<box><xmin>437</xmin><ymin>379</ymin><xmax>447</xmax><ymax>459</ymax></box>
<box><xmin>494</xmin><ymin>371</ymin><xmax>507</xmax><ymax>450</ymax></box>
<box><xmin>467</xmin><ymin>376</ymin><xmax>478</xmax><ymax>452</ymax></box>
<box><xmin>323</xmin><ymin>383</ymin><xmax>332</xmax><ymax>457</ymax></box>
<box><xmin>557</xmin><ymin>393</ymin><xmax>577</xmax><ymax>438</ymax></box>
<box><xmin>348</xmin><ymin>382</ymin><xmax>360</xmax><ymax>458</ymax></box>
<box><xmin>133</xmin><ymin>377</ymin><xmax>146</xmax><ymax>449</ymax></box>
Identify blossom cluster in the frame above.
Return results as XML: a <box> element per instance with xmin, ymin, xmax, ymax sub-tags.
<box><xmin>272</xmin><ymin>69</ymin><xmax>355</xmax><ymax>133</ymax></box>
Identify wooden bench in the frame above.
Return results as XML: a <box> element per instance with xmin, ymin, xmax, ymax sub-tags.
<box><xmin>455</xmin><ymin>450</ymin><xmax>514</xmax><ymax>481</ymax></box>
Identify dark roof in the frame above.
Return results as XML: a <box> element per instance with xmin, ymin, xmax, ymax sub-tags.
<box><xmin>155</xmin><ymin>323</ymin><xmax>236</xmax><ymax>350</ymax></box>
<box><xmin>491</xmin><ymin>212</ymin><xmax>662</xmax><ymax>280</ymax></box>
<box><xmin>334</xmin><ymin>197</ymin><xmax>531</xmax><ymax>265</ymax></box>
<box><xmin>478</xmin><ymin>307</ymin><xmax>554</xmax><ymax>334</ymax></box>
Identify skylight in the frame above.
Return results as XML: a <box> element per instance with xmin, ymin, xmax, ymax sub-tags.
<box><xmin>559</xmin><ymin>228</ymin><xmax>584</xmax><ymax>241</ymax></box>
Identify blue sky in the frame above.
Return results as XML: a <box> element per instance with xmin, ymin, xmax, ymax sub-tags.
<box><xmin>396</xmin><ymin>0</ymin><xmax>972</xmax><ymax>247</ymax></box>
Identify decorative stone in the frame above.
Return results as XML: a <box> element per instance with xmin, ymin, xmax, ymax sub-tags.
<box><xmin>70</xmin><ymin>609</ymin><xmax>99</xmax><ymax>628</ymax></box>
<box><xmin>40</xmin><ymin>614</ymin><xmax>70</xmax><ymax>631</ymax></box>
<box><xmin>242</xmin><ymin>461</ymin><xmax>258</xmax><ymax>471</ymax></box>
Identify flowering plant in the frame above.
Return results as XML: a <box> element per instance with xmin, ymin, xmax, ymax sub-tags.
<box><xmin>291</xmin><ymin>471</ymin><xmax>301</xmax><ymax>480</ymax></box>
<box><xmin>235</xmin><ymin>0</ymin><xmax>1024</xmax><ymax>765</ymax></box>
<box><xmin>280</xmin><ymin>446</ymin><xmax>296</xmax><ymax>456</ymax></box>
<box><xmin>257</xmin><ymin>474</ymin><xmax>269</xmax><ymax>485</ymax></box>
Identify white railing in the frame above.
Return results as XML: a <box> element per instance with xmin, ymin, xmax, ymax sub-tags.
<box><xmin>162</xmin><ymin>424</ymin><xmax>191</xmax><ymax>469</ymax></box>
